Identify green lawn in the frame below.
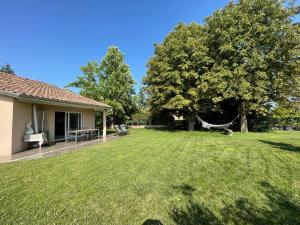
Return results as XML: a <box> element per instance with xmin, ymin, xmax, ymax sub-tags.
<box><xmin>0</xmin><ymin>129</ymin><xmax>299</xmax><ymax>225</ymax></box>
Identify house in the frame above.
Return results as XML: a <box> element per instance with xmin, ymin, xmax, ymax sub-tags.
<box><xmin>0</xmin><ymin>72</ymin><xmax>111</xmax><ymax>156</ymax></box>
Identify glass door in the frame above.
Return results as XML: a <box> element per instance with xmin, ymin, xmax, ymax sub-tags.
<box><xmin>66</xmin><ymin>112</ymin><xmax>82</xmax><ymax>132</ymax></box>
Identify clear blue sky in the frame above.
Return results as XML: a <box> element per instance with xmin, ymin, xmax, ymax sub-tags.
<box><xmin>1</xmin><ymin>0</ymin><xmax>295</xmax><ymax>90</ymax></box>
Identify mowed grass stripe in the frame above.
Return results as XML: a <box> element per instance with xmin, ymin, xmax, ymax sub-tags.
<box><xmin>0</xmin><ymin>129</ymin><xmax>299</xmax><ymax>225</ymax></box>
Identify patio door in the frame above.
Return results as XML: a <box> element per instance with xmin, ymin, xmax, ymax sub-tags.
<box><xmin>55</xmin><ymin>112</ymin><xmax>82</xmax><ymax>141</ymax></box>
<box><xmin>66</xmin><ymin>112</ymin><xmax>82</xmax><ymax>132</ymax></box>
<box><xmin>55</xmin><ymin>112</ymin><xmax>66</xmax><ymax>140</ymax></box>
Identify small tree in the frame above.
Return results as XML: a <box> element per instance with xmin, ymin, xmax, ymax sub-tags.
<box><xmin>144</xmin><ymin>23</ymin><xmax>212</xmax><ymax>130</ymax></box>
<box><xmin>131</xmin><ymin>110</ymin><xmax>151</xmax><ymax>125</ymax></box>
<box><xmin>273</xmin><ymin>98</ymin><xmax>300</xmax><ymax>127</ymax></box>
<box><xmin>0</xmin><ymin>64</ymin><xmax>15</xmax><ymax>74</ymax></box>
<box><xmin>68</xmin><ymin>46</ymin><xmax>136</xmax><ymax>124</ymax></box>
<box><xmin>200</xmin><ymin>0</ymin><xmax>300</xmax><ymax>132</ymax></box>
<box><xmin>98</xmin><ymin>46</ymin><xmax>136</xmax><ymax>123</ymax></box>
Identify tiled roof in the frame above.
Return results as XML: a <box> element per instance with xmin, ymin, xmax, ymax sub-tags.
<box><xmin>0</xmin><ymin>72</ymin><xmax>110</xmax><ymax>108</ymax></box>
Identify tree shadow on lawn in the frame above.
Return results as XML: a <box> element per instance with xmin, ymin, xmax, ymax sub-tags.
<box><xmin>145</xmin><ymin>127</ymin><xmax>185</xmax><ymax>133</ymax></box>
<box><xmin>170</xmin><ymin>183</ymin><xmax>222</xmax><ymax>225</ymax></box>
<box><xmin>259</xmin><ymin>140</ymin><xmax>300</xmax><ymax>153</ymax></box>
<box><xmin>146</xmin><ymin>127</ymin><xmax>226</xmax><ymax>135</ymax></box>
<box><xmin>171</xmin><ymin>200</ymin><xmax>222</xmax><ymax>225</ymax></box>
<box><xmin>169</xmin><ymin>182</ymin><xmax>300</xmax><ymax>225</ymax></box>
<box><xmin>172</xmin><ymin>184</ymin><xmax>197</xmax><ymax>198</ymax></box>
<box><xmin>142</xmin><ymin>219</ymin><xmax>164</xmax><ymax>225</ymax></box>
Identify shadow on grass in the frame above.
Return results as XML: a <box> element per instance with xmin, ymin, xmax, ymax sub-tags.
<box><xmin>170</xmin><ymin>184</ymin><xmax>221</xmax><ymax>225</ymax></box>
<box><xmin>172</xmin><ymin>184</ymin><xmax>197</xmax><ymax>198</ymax></box>
<box><xmin>142</xmin><ymin>219</ymin><xmax>164</xmax><ymax>225</ymax></box>
<box><xmin>170</xmin><ymin>182</ymin><xmax>300</xmax><ymax>225</ymax></box>
<box><xmin>221</xmin><ymin>181</ymin><xmax>300</xmax><ymax>225</ymax></box>
<box><xmin>145</xmin><ymin>127</ymin><xmax>184</xmax><ymax>132</ymax></box>
<box><xmin>171</xmin><ymin>200</ymin><xmax>222</xmax><ymax>225</ymax></box>
<box><xmin>146</xmin><ymin>127</ymin><xmax>226</xmax><ymax>135</ymax></box>
<box><xmin>259</xmin><ymin>140</ymin><xmax>300</xmax><ymax>152</ymax></box>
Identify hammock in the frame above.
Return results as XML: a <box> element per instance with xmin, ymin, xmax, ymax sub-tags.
<box><xmin>196</xmin><ymin>115</ymin><xmax>239</xmax><ymax>130</ymax></box>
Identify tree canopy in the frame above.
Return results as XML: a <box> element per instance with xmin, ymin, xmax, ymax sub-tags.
<box><xmin>0</xmin><ymin>64</ymin><xmax>15</xmax><ymax>74</ymax></box>
<box><xmin>68</xmin><ymin>46</ymin><xmax>136</xmax><ymax>124</ymax></box>
<box><xmin>145</xmin><ymin>0</ymin><xmax>300</xmax><ymax>132</ymax></box>
<box><xmin>200</xmin><ymin>0</ymin><xmax>300</xmax><ymax>132</ymax></box>
<box><xmin>144</xmin><ymin>23</ymin><xmax>212</xmax><ymax>130</ymax></box>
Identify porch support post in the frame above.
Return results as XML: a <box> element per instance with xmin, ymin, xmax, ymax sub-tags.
<box><xmin>33</xmin><ymin>104</ymin><xmax>38</xmax><ymax>134</ymax></box>
<box><xmin>103</xmin><ymin>110</ymin><xmax>107</xmax><ymax>142</ymax></box>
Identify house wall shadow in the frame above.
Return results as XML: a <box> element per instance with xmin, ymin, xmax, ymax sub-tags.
<box><xmin>259</xmin><ymin>140</ymin><xmax>300</xmax><ymax>152</ymax></box>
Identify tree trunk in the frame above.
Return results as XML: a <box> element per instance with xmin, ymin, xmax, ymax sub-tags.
<box><xmin>239</xmin><ymin>102</ymin><xmax>248</xmax><ymax>132</ymax></box>
<box><xmin>188</xmin><ymin>119</ymin><xmax>195</xmax><ymax>131</ymax></box>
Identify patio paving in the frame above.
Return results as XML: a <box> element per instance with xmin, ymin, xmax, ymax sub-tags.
<box><xmin>0</xmin><ymin>134</ymin><xmax>119</xmax><ymax>163</ymax></box>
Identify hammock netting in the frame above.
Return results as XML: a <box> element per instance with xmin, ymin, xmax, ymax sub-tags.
<box><xmin>196</xmin><ymin>115</ymin><xmax>239</xmax><ymax>130</ymax></box>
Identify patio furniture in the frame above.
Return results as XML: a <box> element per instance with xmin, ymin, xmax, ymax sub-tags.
<box><xmin>120</xmin><ymin>124</ymin><xmax>129</xmax><ymax>134</ymax></box>
<box><xmin>87</xmin><ymin>129</ymin><xmax>98</xmax><ymax>140</ymax></box>
<box><xmin>114</xmin><ymin>125</ymin><xmax>125</xmax><ymax>135</ymax></box>
<box><xmin>24</xmin><ymin>133</ymin><xmax>48</xmax><ymax>151</ymax></box>
<box><xmin>67</xmin><ymin>128</ymin><xmax>100</xmax><ymax>144</ymax></box>
<box><xmin>67</xmin><ymin>133</ymin><xmax>88</xmax><ymax>142</ymax></box>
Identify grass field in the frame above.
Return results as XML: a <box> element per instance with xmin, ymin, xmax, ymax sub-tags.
<box><xmin>0</xmin><ymin>129</ymin><xmax>299</xmax><ymax>225</ymax></box>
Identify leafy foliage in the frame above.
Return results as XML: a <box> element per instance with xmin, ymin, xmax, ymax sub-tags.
<box><xmin>0</xmin><ymin>64</ymin><xmax>15</xmax><ymax>74</ymax></box>
<box><xmin>68</xmin><ymin>46</ymin><xmax>136</xmax><ymax>124</ymax></box>
<box><xmin>137</xmin><ymin>85</ymin><xmax>147</xmax><ymax>110</ymax></box>
<box><xmin>200</xmin><ymin>0</ymin><xmax>300</xmax><ymax>131</ymax></box>
<box><xmin>144</xmin><ymin>23</ymin><xmax>212</xmax><ymax>130</ymax></box>
<box><xmin>272</xmin><ymin>98</ymin><xmax>300</xmax><ymax>126</ymax></box>
<box><xmin>145</xmin><ymin>0</ymin><xmax>300</xmax><ymax>132</ymax></box>
<box><xmin>130</xmin><ymin>110</ymin><xmax>151</xmax><ymax>125</ymax></box>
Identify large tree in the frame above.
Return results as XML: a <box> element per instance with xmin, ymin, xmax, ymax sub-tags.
<box><xmin>199</xmin><ymin>0</ymin><xmax>300</xmax><ymax>132</ymax></box>
<box><xmin>68</xmin><ymin>46</ymin><xmax>136</xmax><ymax>124</ymax></box>
<box><xmin>144</xmin><ymin>23</ymin><xmax>212</xmax><ymax>130</ymax></box>
<box><xmin>0</xmin><ymin>64</ymin><xmax>15</xmax><ymax>74</ymax></box>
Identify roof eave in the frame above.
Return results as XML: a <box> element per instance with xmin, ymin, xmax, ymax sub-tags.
<box><xmin>0</xmin><ymin>91</ymin><xmax>111</xmax><ymax>111</ymax></box>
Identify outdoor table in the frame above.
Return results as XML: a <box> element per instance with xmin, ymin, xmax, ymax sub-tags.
<box><xmin>67</xmin><ymin>129</ymin><xmax>100</xmax><ymax>144</ymax></box>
